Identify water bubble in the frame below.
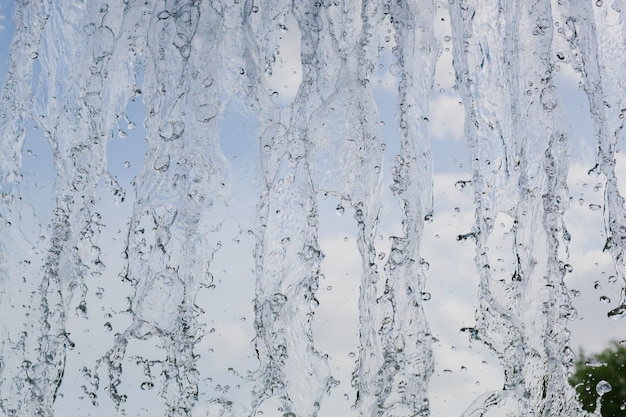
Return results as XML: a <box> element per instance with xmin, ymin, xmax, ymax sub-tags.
<box><xmin>153</xmin><ymin>155</ymin><xmax>171</xmax><ymax>173</ymax></box>
<box><xmin>556</xmin><ymin>52</ymin><xmax>565</xmax><ymax>60</ymax></box>
<box><xmin>159</xmin><ymin>121</ymin><xmax>185</xmax><ymax>141</ymax></box>
<box><xmin>335</xmin><ymin>204</ymin><xmax>345</xmax><ymax>216</ymax></box>
<box><xmin>157</xmin><ymin>10</ymin><xmax>170</xmax><ymax>19</ymax></box>
<box><xmin>84</xmin><ymin>23</ymin><xmax>96</xmax><ymax>36</ymax></box>
<box><xmin>589</xmin><ymin>203</ymin><xmax>602</xmax><ymax>211</ymax></box>
<box><xmin>596</xmin><ymin>380</ymin><xmax>612</xmax><ymax>395</ymax></box>
<box><xmin>421</xmin><ymin>292</ymin><xmax>431</xmax><ymax>301</ymax></box>
<box><xmin>444</xmin><ymin>35</ymin><xmax>451</xmax><ymax>42</ymax></box>
<box><xmin>600</xmin><ymin>295</ymin><xmax>611</xmax><ymax>304</ymax></box>
<box><xmin>103</xmin><ymin>322</ymin><xmax>112</xmax><ymax>332</ymax></box>
<box><xmin>595</xmin><ymin>0</ymin><xmax>603</xmax><ymax>6</ymax></box>
<box><xmin>91</xmin><ymin>26</ymin><xmax>115</xmax><ymax>59</ymax></box>
<box><xmin>124</xmin><ymin>161</ymin><xmax>130</xmax><ymax>168</ymax></box>
<box><xmin>194</xmin><ymin>104</ymin><xmax>217</xmax><ymax>123</ymax></box>
<box><xmin>30</xmin><ymin>52</ymin><xmax>38</xmax><ymax>59</ymax></box>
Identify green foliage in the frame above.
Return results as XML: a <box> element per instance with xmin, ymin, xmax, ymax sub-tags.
<box><xmin>569</xmin><ymin>341</ymin><xmax>626</xmax><ymax>416</ymax></box>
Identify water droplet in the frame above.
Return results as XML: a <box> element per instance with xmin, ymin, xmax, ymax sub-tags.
<box><xmin>124</xmin><ymin>161</ymin><xmax>130</xmax><ymax>168</ymax></box>
<box><xmin>455</xmin><ymin>180</ymin><xmax>470</xmax><ymax>190</ymax></box>
<box><xmin>335</xmin><ymin>204</ymin><xmax>345</xmax><ymax>216</ymax></box>
<box><xmin>596</xmin><ymin>380</ymin><xmax>612</xmax><ymax>395</ymax></box>
<box><xmin>30</xmin><ymin>52</ymin><xmax>38</xmax><ymax>59</ymax></box>
<box><xmin>556</xmin><ymin>52</ymin><xmax>565</xmax><ymax>60</ymax></box>
<box><xmin>596</xmin><ymin>0</ymin><xmax>603</xmax><ymax>6</ymax></box>
<box><xmin>157</xmin><ymin>10</ymin><xmax>170</xmax><ymax>19</ymax></box>
<box><xmin>141</xmin><ymin>381</ymin><xmax>154</xmax><ymax>390</ymax></box>
<box><xmin>607</xmin><ymin>303</ymin><xmax>626</xmax><ymax>319</ymax></box>
<box><xmin>584</xmin><ymin>356</ymin><xmax>606</xmax><ymax>370</ymax></box>
<box><xmin>589</xmin><ymin>203</ymin><xmax>602</xmax><ymax>211</ymax></box>
<box><xmin>103</xmin><ymin>322</ymin><xmax>112</xmax><ymax>332</ymax></box>
<box><xmin>600</xmin><ymin>295</ymin><xmax>611</xmax><ymax>304</ymax></box>
<box><xmin>421</xmin><ymin>292</ymin><xmax>431</xmax><ymax>301</ymax></box>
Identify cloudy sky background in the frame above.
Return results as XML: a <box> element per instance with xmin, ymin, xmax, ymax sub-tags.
<box><xmin>0</xmin><ymin>1</ymin><xmax>624</xmax><ymax>416</ymax></box>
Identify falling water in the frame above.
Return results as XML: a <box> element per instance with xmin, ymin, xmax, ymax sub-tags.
<box><xmin>0</xmin><ymin>1</ymin><xmax>624</xmax><ymax>416</ymax></box>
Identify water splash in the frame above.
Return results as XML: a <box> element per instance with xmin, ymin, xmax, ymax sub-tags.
<box><xmin>0</xmin><ymin>1</ymin><xmax>623</xmax><ymax>416</ymax></box>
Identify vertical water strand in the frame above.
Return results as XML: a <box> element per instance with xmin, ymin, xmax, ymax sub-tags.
<box><xmin>555</xmin><ymin>0</ymin><xmax>626</xmax><ymax>319</ymax></box>
<box><xmin>512</xmin><ymin>0</ymin><xmax>583</xmax><ymax>414</ymax></box>
<box><xmin>244</xmin><ymin>1</ymin><xmax>296</xmax><ymax>413</ymax></box>
<box><xmin>450</xmin><ymin>2</ymin><xmax>532</xmax><ymax>413</ymax></box>
<box><xmin>99</xmin><ymin>1</ymin><xmax>232</xmax><ymax>415</ymax></box>
<box><xmin>0</xmin><ymin>0</ymin><xmax>50</xmax><ymax>414</ymax></box>
<box><xmin>19</xmin><ymin>1</ymin><xmax>128</xmax><ymax>415</ymax></box>
<box><xmin>299</xmin><ymin>0</ymin><xmax>386</xmax><ymax>414</ymax></box>
<box><xmin>361</xmin><ymin>0</ymin><xmax>440</xmax><ymax>415</ymax></box>
<box><xmin>250</xmin><ymin>2</ymin><xmax>336</xmax><ymax>415</ymax></box>
<box><xmin>450</xmin><ymin>1</ymin><xmax>587</xmax><ymax>415</ymax></box>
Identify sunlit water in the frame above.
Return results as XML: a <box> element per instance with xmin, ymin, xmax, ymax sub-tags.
<box><xmin>0</xmin><ymin>1</ymin><xmax>624</xmax><ymax>416</ymax></box>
